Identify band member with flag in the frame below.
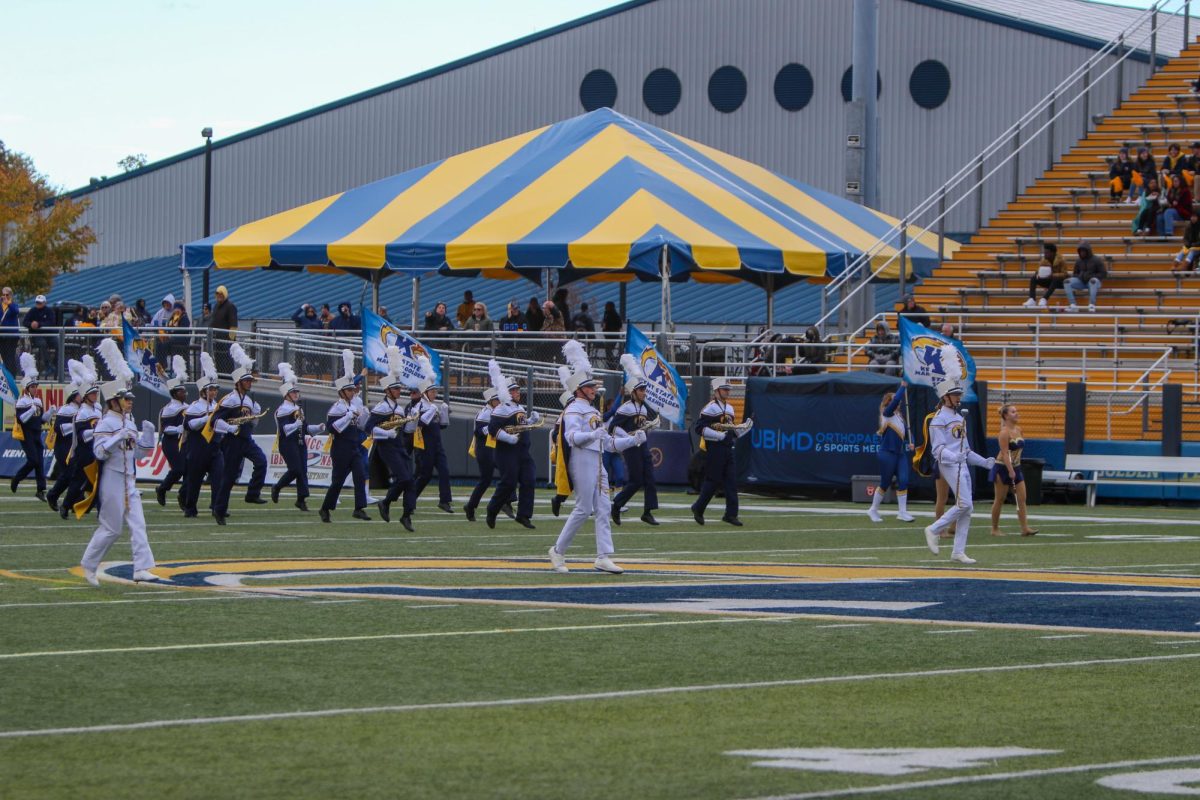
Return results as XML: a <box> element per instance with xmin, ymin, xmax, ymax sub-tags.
<box><xmin>181</xmin><ymin>353</ymin><xmax>230</xmax><ymax>519</ymax></box>
<box><xmin>319</xmin><ymin>350</ymin><xmax>371</xmax><ymax>523</ymax></box>
<box><xmin>549</xmin><ymin>341</ymin><xmax>644</xmax><ymax>575</ymax></box>
<box><xmin>609</xmin><ymin>354</ymin><xmax>660</xmax><ymax>526</ymax></box>
<box><xmin>154</xmin><ymin>355</ymin><xmax>190</xmax><ymax>507</ymax></box>
<box><xmin>464</xmin><ymin>386</ymin><xmax>504</xmax><ymax>523</ymax></box>
<box><xmin>10</xmin><ymin>352</ymin><xmax>54</xmax><ymax>499</ymax></box>
<box><xmin>46</xmin><ymin>370</ymin><xmax>83</xmax><ymax>512</ymax></box>
<box><xmin>212</xmin><ymin>343</ymin><xmax>268</xmax><ymax>523</ymax></box>
<box><xmin>402</xmin><ymin>356</ymin><xmax>453</xmax><ymax>521</ymax></box>
<box><xmin>272</xmin><ymin>361</ymin><xmax>324</xmax><ymax>511</ymax></box>
<box><xmin>691</xmin><ymin>377</ymin><xmax>753</xmax><ymax>527</ymax></box>
<box><xmin>484</xmin><ymin>360</ymin><xmax>539</xmax><ymax>529</ymax></box>
<box><xmin>80</xmin><ymin>340</ymin><xmax>161</xmax><ymax>587</ymax></box>
<box><xmin>369</xmin><ymin>347</ymin><xmax>415</xmax><ymax>531</ymax></box>
<box><xmin>922</xmin><ymin>352</ymin><xmax>995</xmax><ymax>565</ymax></box>
<box><xmin>868</xmin><ymin>383</ymin><xmax>915</xmax><ymax>523</ymax></box>
<box><xmin>59</xmin><ymin>356</ymin><xmax>102</xmax><ymax>520</ymax></box>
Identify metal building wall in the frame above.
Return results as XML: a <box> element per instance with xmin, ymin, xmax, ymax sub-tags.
<box><xmin>72</xmin><ymin>0</ymin><xmax>1159</xmax><ymax>268</ymax></box>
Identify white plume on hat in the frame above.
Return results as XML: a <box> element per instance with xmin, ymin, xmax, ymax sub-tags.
<box><xmin>935</xmin><ymin>344</ymin><xmax>965</xmax><ymax>399</ymax></box>
<box><xmin>66</xmin><ymin>358</ymin><xmax>90</xmax><ymax>398</ymax></box>
<box><xmin>383</xmin><ymin>346</ymin><xmax>407</xmax><ymax>390</ymax></box>
<box><xmin>198</xmin><ymin>352</ymin><xmax>219</xmax><ymax>390</ymax></box>
<box><xmin>79</xmin><ymin>355</ymin><xmax>100</xmax><ymax>395</ymax></box>
<box><xmin>415</xmin><ymin>355</ymin><xmax>437</xmax><ymax>393</ymax></box>
<box><xmin>166</xmin><ymin>354</ymin><xmax>189</xmax><ymax>392</ymax></box>
<box><xmin>488</xmin><ymin>359</ymin><xmax>512</xmax><ymax>401</ymax></box>
<box><xmin>18</xmin><ymin>352</ymin><xmax>38</xmax><ymax>390</ymax></box>
<box><xmin>333</xmin><ymin>349</ymin><xmax>356</xmax><ymax>392</ymax></box>
<box><xmin>230</xmin><ymin>343</ymin><xmax>255</xmax><ymax>382</ymax></box>
<box><xmin>620</xmin><ymin>352</ymin><xmax>648</xmax><ymax>394</ymax></box>
<box><xmin>277</xmin><ymin>361</ymin><xmax>299</xmax><ymax>397</ymax></box>
<box><xmin>96</xmin><ymin>337</ymin><xmax>134</xmax><ymax>402</ymax></box>
<box><xmin>560</xmin><ymin>339</ymin><xmax>597</xmax><ymax>394</ymax></box>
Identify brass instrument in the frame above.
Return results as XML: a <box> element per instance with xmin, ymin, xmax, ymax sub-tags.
<box><xmin>504</xmin><ymin>417</ymin><xmax>547</xmax><ymax>435</ymax></box>
<box><xmin>377</xmin><ymin>413</ymin><xmax>418</xmax><ymax>431</ymax></box>
<box><xmin>227</xmin><ymin>409</ymin><xmax>269</xmax><ymax>426</ymax></box>
<box><xmin>712</xmin><ymin>419</ymin><xmax>754</xmax><ymax>434</ymax></box>
<box><xmin>635</xmin><ymin>415</ymin><xmax>662</xmax><ymax>432</ymax></box>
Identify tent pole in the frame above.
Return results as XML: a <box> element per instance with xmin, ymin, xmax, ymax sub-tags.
<box><xmin>766</xmin><ymin>274</ymin><xmax>775</xmax><ymax>331</ymax></box>
<box><xmin>544</xmin><ymin>268</ymin><xmax>552</xmax><ymax>302</ymax></box>
<box><xmin>181</xmin><ymin>270</ymin><xmax>193</xmax><ymax>321</ymax></box>
<box><xmin>411</xmin><ymin>276</ymin><xmax>420</xmax><ymax>330</ymax></box>
<box><xmin>371</xmin><ymin>271</ymin><xmax>381</xmax><ymax>314</ymax></box>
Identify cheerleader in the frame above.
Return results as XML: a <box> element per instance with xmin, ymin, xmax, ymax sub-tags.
<box><xmin>154</xmin><ymin>356</ymin><xmax>189</xmax><ymax>507</ymax></box>
<box><xmin>10</xmin><ymin>353</ymin><xmax>55</xmax><ymax>499</ymax></box>
<box><xmin>271</xmin><ymin>361</ymin><xmax>324</xmax><ymax>511</ymax></box>
<box><xmin>989</xmin><ymin>404</ymin><xmax>1039</xmax><ymax>537</ymax></box>
<box><xmin>867</xmin><ymin>383</ymin><xmax>915</xmax><ymax>523</ymax></box>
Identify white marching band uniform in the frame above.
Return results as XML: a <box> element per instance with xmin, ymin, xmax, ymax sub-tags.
<box><xmin>925</xmin><ymin>402</ymin><xmax>994</xmax><ymax>561</ymax></box>
<box><xmin>81</xmin><ymin>409</ymin><xmax>158</xmax><ymax>580</ymax></box>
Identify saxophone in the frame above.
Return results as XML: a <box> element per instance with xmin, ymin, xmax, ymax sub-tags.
<box><xmin>504</xmin><ymin>417</ymin><xmax>546</xmax><ymax>435</ymax></box>
<box><xmin>227</xmin><ymin>409</ymin><xmax>269</xmax><ymax>426</ymax></box>
<box><xmin>712</xmin><ymin>419</ymin><xmax>754</xmax><ymax>434</ymax></box>
<box><xmin>377</xmin><ymin>413</ymin><xmax>418</xmax><ymax>431</ymax></box>
<box><xmin>636</xmin><ymin>415</ymin><xmax>662</xmax><ymax>432</ymax></box>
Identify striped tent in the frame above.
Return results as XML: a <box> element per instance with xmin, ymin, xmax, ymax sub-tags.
<box><xmin>182</xmin><ymin>108</ymin><xmax>950</xmax><ymax>292</ymax></box>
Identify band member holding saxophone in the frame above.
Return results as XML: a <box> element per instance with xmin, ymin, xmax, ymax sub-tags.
<box><xmin>484</xmin><ymin>359</ymin><xmax>541</xmax><ymax>530</ymax></box>
<box><xmin>609</xmin><ymin>354</ymin><xmax>661</xmax><ymax>527</ymax></box>
<box><xmin>272</xmin><ymin>361</ymin><xmax>324</xmax><ymax>511</ymax></box>
<box><xmin>369</xmin><ymin>347</ymin><xmax>416</xmax><ymax>531</ymax></box>
<box><xmin>691</xmin><ymin>377</ymin><xmax>753</xmax><ymax>527</ymax></box>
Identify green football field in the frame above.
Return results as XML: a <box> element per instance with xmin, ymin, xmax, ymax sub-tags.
<box><xmin>2</xmin><ymin>487</ymin><xmax>1199</xmax><ymax>799</ymax></box>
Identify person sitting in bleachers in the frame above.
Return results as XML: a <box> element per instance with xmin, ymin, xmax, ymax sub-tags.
<box><xmin>898</xmin><ymin>294</ymin><xmax>931</xmax><ymax>328</ymax></box>
<box><xmin>1024</xmin><ymin>242</ymin><xmax>1066</xmax><ymax>308</ymax></box>
<box><xmin>1172</xmin><ymin>210</ymin><xmax>1200</xmax><ymax>274</ymax></box>
<box><xmin>1161</xmin><ymin>143</ymin><xmax>1187</xmax><ymax>190</ymax></box>
<box><xmin>1182</xmin><ymin>142</ymin><xmax>1200</xmax><ymax>190</ymax></box>
<box><xmin>1132</xmin><ymin>177</ymin><xmax>1162</xmax><ymax>235</ymax></box>
<box><xmin>1131</xmin><ymin>147</ymin><xmax>1157</xmax><ymax>201</ymax></box>
<box><xmin>865</xmin><ymin>321</ymin><xmax>899</xmax><ymax>376</ymax></box>
<box><xmin>1109</xmin><ymin>147</ymin><xmax>1134</xmax><ymax>202</ymax></box>
<box><xmin>1064</xmin><ymin>241</ymin><xmax>1107</xmax><ymax>312</ymax></box>
<box><xmin>1158</xmin><ymin>178</ymin><xmax>1194</xmax><ymax>237</ymax></box>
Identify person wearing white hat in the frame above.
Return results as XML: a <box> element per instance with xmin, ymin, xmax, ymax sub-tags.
<box><xmin>59</xmin><ymin>356</ymin><xmax>103</xmax><ymax>520</ymax></box>
<box><xmin>463</xmin><ymin>386</ymin><xmax>502</xmax><ymax>523</ymax></box>
<box><xmin>609</xmin><ymin>354</ymin><xmax>661</xmax><ymax>526</ymax></box>
<box><xmin>154</xmin><ymin>355</ymin><xmax>190</xmax><ymax>507</ymax></box>
<box><xmin>548</xmin><ymin>341</ymin><xmax>644</xmax><ymax>575</ymax></box>
<box><xmin>691</xmin><ymin>377</ymin><xmax>753</xmax><ymax>527</ymax></box>
<box><xmin>181</xmin><ymin>353</ymin><xmax>233</xmax><ymax>519</ymax></box>
<box><xmin>271</xmin><ymin>361</ymin><xmax>324</xmax><ymax>511</ymax></box>
<box><xmin>45</xmin><ymin>376</ymin><xmax>83</xmax><ymax>512</ymax></box>
<box><xmin>484</xmin><ymin>360</ymin><xmax>539</xmax><ymax>529</ymax></box>
<box><xmin>402</xmin><ymin>356</ymin><xmax>454</xmax><ymax>523</ymax></box>
<box><xmin>10</xmin><ymin>352</ymin><xmax>55</xmax><ymax>499</ymax></box>
<box><xmin>80</xmin><ymin>339</ymin><xmax>160</xmax><ymax>587</ymax></box>
<box><xmin>367</xmin><ymin>347</ymin><xmax>416</xmax><ymax>530</ymax></box>
<box><xmin>319</xmin><ymin>350</ymin><xmax>372</xmax><ymax>523</ymax></box>
<box><xmin>211</xmin><ymin>343</ymin><xmax>267</xmax><ymax>524</ymax></box>
<box><xmin>921</xmin><ymin>351</ymin><xmax>994</xmax><ymax>565</ymax></box>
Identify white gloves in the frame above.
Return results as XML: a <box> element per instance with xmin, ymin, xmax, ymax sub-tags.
<box><xmin>306</xmin><ymin>423</ymin><xmax>325</xmax><ymax>435</ymax></box>
<box><xmin>528</xmin><ymin>410</ymin><xmax>541</xmax><ymax>424</ymax></box>
<box><xmin>985</xmin><ymin>457</ymin><xmax>997</xmax><ymax>470</ymax></box>
<box><xmin>138</xmin><ymin>421</ymin><xmax>156</xmax><ymax>449</ymax></box>
<box><xmin>372</xmin><ymin>428</ymin><xmax>397</xmax><ymax>439</ymax></box>
<box><xmin>634</xmin><ymin>429</ymin><xmax>648</xmax><ymax>445</ymax></box>
<box><xmin>163</xmin><ymin>425</ymin><xmax>182</xmax><ymax>435</ymax></box>
<box><xmin>496</xmin><ymin>429</ymin><xmax>518</xmax><ymax>444</ymax></box>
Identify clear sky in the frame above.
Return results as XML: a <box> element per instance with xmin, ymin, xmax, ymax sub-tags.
<box><xmin>0</xmin><ymin>0</ymin><xmax>1172</xmax><ymax>192</ymax></box>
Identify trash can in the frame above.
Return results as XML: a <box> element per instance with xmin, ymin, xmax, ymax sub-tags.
<box><xmin>1022</xmin><ymin>458</ymin><xmax>1045</xmax><ymax>505</ymax></box>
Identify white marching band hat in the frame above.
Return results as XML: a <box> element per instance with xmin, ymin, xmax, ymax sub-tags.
<box><xmin>230</xmin><ymin>343</ymin><xmax>256</xmax><ymax>383</ymax></box>
<box><xmin>333</xmin><ymin>350</ymin><xmax>356</xmax><ymax>392</ymax></box>
<box><xmin>197</xmin><ymin>352</ymin><xmax>220</xmax><ymax>391</ymax></box>
<box><xmin>96</xmin><ymin>338</ymin><xmax>135</xmax><ymax>403</ymax></box>
<box><xmin>78</xmin><ymin>355</ymin><xmax>100</xmax><ymax>396</ymax></box>
<box><xmin>560</xmin><ymin>340</ymin><xmax>599</xmax><ymax>394</ymax></box>
<box><xmin>482</xmin><ymin>387</ymin><xmax>498</xmax><ymax>402</ymax></box>
<box><xmin>18</xmin><ymin>352</ymin><xmax>38</xmax><ymax>391</ymax></box>
<box><xmin>166</xmin><ymin>355</ymin><xmax>189</xmax><ymax>393</ymax></box>
<box><xmin>277</xmin><ymin>361</ymin><xmax>299</xmax><ymax>397</ymax></box>
<box><xmin>713</xmin><ymin>376</ymin><xmax>734</xmax><ymax>391</ymax></box>
<box><xmin>619</xmin><ymin>353</ymin><xmax>649</xmax><ymax>394</ymax></box>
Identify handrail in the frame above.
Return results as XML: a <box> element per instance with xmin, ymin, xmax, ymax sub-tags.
<box><xmin>1121</xmin><ymin>347</ymin><xmax>1175</xmax><ymax>392</ymax></box>
<box><xmin>816</xmin><ymin>0</ymin><xmax>1191</xmax><ymax>334</ymax></box>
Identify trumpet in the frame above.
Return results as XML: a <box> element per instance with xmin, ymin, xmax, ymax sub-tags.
<box><xmin>227</xmin><ymin>410</ymin><xmax>269</xmax><ymax>426</ymax></box>
<box><xmin>377</xmin><ymin>413</ymin><xmax>417</xmax><ymax>431</ymax></box>
<box><xmin>504</xmin><ymin>417</ymin><xmax>546</xmax><ymax>435</ymax></box>
<box><xmin>712</xmin><ymin>419</ymin><xmax>754</xmax><ymax>434</ymax></box>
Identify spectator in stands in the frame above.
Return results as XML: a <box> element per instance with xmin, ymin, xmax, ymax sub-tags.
<box><xmin>898</xmin><ymin>294</ymin><xmax>931</xmax><ymax>328</ymax></box>
<box><xmin>209</xmin><ymin>286</ymin><xmax>237</xmax><ymax>337</ymax></box>
<box><xmin>552</xmin><ymin>288</ymin><xmax>572</xmax><ymax>329</ymax></box>
<box><xmin>865</xmin><ymin>321</ymin><xmax>899</xmax><ymax>375</ymax></box>
<box><xmin>292</xmin><ymin>304</ymin><xmax>324</xmax><ymax>330</ymax></box>
<box><xmin>199</xmin><ymin>303</ymin><xmax>212</xmax><ymax>328</ymax></box>
<box><xmin>455</xmin><ymin>290</ymin><xmax>476</xmax><ymax>328</ymax></box>
<box><xmin>150</xmin><ymin>295</ymin><xmax>175</xmax><ymax>327</ymax></box>
<box><xmin>1132</xmin><ymin>176</ymin><xmax>1161</xmax><ymax>235</ymax></box>
<box><xmin>573</xmin><ymin>302</ymin><xmax>595</xmax><ymax>333</ymax></box>
<box><xmin>794</xmin><ymin>325</ymin><xmax>826</xmax><ymax>375</ymax></box>
<box><xmin>1172</xmin><ymin>211</ymin><xmax>1200</xmax><ymax>273</ymax></box>
<box><xmin>940</xmin><ymin>322</ymin><xmax>956</xmax><ymax>339</ymax></box>
<box><xmin>1159</xmin><ymin>177</ymin><xmax>1194</xmax><ymax>237</ymax></box>
<box><xmin>1183</xmin><ymin>142</ymin><xmax>1200</xmax><ymax>190</ymax></box>
<box><xmin>160</xmin><ymin>300</ymin><xmax>191</xmax><ymax>366</ymax></box>
<box><xmin>541</xmin><ymin>300</ymin><xmax>565</xmax><ymax>332</ymax></box>
<box><xmin>1132</xmin><ymin>147</ymin><xmax>1157</xmax><ymax>200</ymax></box>
<box><xmin>524</xmin><ymin>297</ymin><xmax>545</xmax><ymax>332</ymax></box>
<box><xmin>1161</xmin><ymin>143</ymin><xmax>1187</xmax><ymax>190</ymax></box>
<box><xmin>96</xmin><ymin>300</ymin><xmax>113</xmax><ymax>327</ymax></box>
<box><xmin>499</xmin><ymin>301</ymin><xmax>526</xmax><ymax>332</ymax></box>
<box><xmin>1024</xmin><ymin>242</ymin><xmax>1066</xmax><ymax>308</ymax></box>
<box><xmin>132</xmin><ymin>298</ymin><xmax>151</xmax><ymax>326</ymax></box>
<box><xmin>318</xmin><ymin>304</ymin><xmax>333</xmax><ymax>327</ymax></box>
<box><xmin>423</xmin><ymin>301</ymin><xmax>454</xmax><ymax>331</ymax></box>
<box><xmin>0</xmin><ymin>287</ymin><xmax>18</xmax><ymax>375</ymax></box>
<box><xmin>329</xmin><ymin>302</ymin><xmax>360</xmax><ymax>331</ymax></box>
<box><xmin>462</xmin><ymin>301</ymin><xmax>493</xmax><ymax>332</ymax></box>
<box><xmin>22</xmin><ymin>294</ymin><xmax>55</xmax><ymax>378</ymax></box>
<box><xmin>378</xmin><ymin>305</ymin><xmax>389</xmax><ymax>320</ymax></box>
<box><xmin>601</xmin><ymin>301</ymin><xmax>622</xmax><ymax>366</ymax></box>
<box><xmin>1109</xmin><ymin>147</ymin><xmax>1135</xmax><ymax>202</ymax></box>
<box><xmin>1064</xmin><ymin>241</ymin><xmax>1107</xmax><ymax>312</ymax></box>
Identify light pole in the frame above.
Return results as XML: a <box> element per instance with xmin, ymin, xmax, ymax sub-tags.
<box><xmin>201</xmin><ymin>127</ymin><xmax>213</xmax><ymax>309</ymax></box>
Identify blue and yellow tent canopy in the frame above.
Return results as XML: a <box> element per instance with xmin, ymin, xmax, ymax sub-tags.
<box><xmin>182</xmin><ymin>108</ymin><xmax>952</xmax><ymax>285</ymax></box>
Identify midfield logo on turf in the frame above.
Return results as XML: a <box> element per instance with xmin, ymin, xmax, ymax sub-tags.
<box><xmin>726</xmin><ymin>747</ymin><xmax>1059</xmax><ymax>776</ymax></box>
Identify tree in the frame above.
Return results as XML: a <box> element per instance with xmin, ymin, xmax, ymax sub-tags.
<box><xmin>0</xmin><ymin>140</ymin><xmax>95</xmax><ymax>296</ymax></box>
<box><xmin>118</xmin><ymin>153</ymin><xmax>148</xmax><ymax>172</ymax></box>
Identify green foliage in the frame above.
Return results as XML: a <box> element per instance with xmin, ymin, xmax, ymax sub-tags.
<box><xmin>117</xmin><ymin>153</ymin><xmax>148</xmax><ymax>173</ymax></box>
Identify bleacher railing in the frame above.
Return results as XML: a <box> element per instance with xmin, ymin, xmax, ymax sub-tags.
<box><xmin>815</xmin><ymin>0</ymin><xmax>1194</xmax><ymax>335</ymax></box>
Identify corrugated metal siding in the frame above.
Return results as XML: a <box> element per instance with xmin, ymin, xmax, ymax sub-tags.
<box><xmin>70</xmin><ymin>0</ymin><xmax>1166</xmax><ymax>267</ymax></box>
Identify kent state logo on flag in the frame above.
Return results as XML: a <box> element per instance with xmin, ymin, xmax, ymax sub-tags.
<box><xmin>898</xmin><ymin>316</ymin><xmax>977</xmax><ymax>402</ymax></box>
<box><xmin>0</xmin><ymin>362</ymin><xmax>18</xmax><ymax>405</ymax></box>
<box><xmin>122</xmin><ymin>319</ymin><xmax>168</xmax><ymax>396</ymax></box>
<box><xmin>361</xmin><ymin>307</ymin><xmax>442</xmax><ymax>385</ymax></box>
<box><xmin>625</xmin><ymin>322</ymin><xmax>686</xmax><ymax>427</ymax></box>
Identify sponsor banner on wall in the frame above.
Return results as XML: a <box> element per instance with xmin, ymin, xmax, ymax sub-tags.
<box><xmin>135</xmin><ymin>434</ymin><xmax>356</xmax><ymax>488</ymax></box>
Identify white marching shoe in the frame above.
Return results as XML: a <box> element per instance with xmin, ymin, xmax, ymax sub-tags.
<box><xmin>867</xmin><ymin>507</ymin><xmax>882</xmax><ymax>523</ymax></box>
<box><xmin>132</xmin><ymin>570</ymin><xmax>163</xmax><ymax>582</ymax></box>
<box><xmin>924</xmin><ymin>525</ymin><xmax>940</xmax><ymax>555</ymax></box>
<box><xmin>548</xmin><ymin>547</ymin><xmax>569</xmax><ymax>574</ymax></box>
<box><xmin>897</xmin><ymin>512</ymin><xmax>915</xmax><ymax>522</ymax></box>
<box><xmin>950</xmin><ymin>553</ymin><xmax>977</xmax><ymax>565</ymax></box>
<box><xmin>82</xmin><ymin>568</ymin><xmax>99</xmax><ymax>587</ymax></box>
<box><xmin>594</xmin><ymin>556</ymin><xmax>624</xmax><ymax>574</ymax></box>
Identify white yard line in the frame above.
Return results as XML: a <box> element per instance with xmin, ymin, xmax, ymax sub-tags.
<box><xmin>813</xmin><ymin>623</ymin><xmax>870</xmax><ymax>629</ymax></box>
<box><xmin>0</xmin><ymin>595</ymin><xmax>272</xmax><ymax>610</ymax></box>
<box><xmin>738</xmin><ymin>754</ymin><xmax>1200</xmax><ymax>800</ymax></box>
<box><xmin>924</xmin><ymin>629</ymin><xmax>976</xmax><ymax>635</ymax></box>
<box><xmin>2</xmin><ymin>652</ymin><xmax>1198</xmax><ymax>740</ymax></box>
<box><xmin>1039</xmin><ymin>634</ymin><xmax>1089</xmax><ymax>640</ymax></box>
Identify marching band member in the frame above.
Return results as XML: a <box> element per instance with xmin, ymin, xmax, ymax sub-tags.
<box><xmin>484</xmin><ymin>360</ymin><xmax>538</xmax><ymax>529</ymax></box>
<box><xmin>463</xmin><ymin>386</ymin><xmax>502</xmax><ymax>523</ymax></box>
<box><xmin>548</xmin><ymin>390</ymin><xmax>572</xmax><ymax>517</ymax></box>
<box><xmin>402</xmin><ymin>356</ymin><xmax>454</xmax><ymax>519</ymax></box>
<box><xmin>368</xmin><ymin>347</ymin><xmax>415</xmax><ymax>531</ymax></box>
<box><xmin>549</xmin><ymin>340</ymin><xmax>643</xmax><ymax>575</ymax></box>
<box><xmin>181</xmin><ymin>353</ymin><xmax>232</xmax><ymax>520</ymax></box>
<box><xmin>154</xmin><ymin>355</ymin><xmax>189</xmax><ymax>507</ymax></box>
<box><xmin>10</xmin><ymin>352</ymin><xmax>55</xmax><ymax>499</ymax></box>
<box><xmin>319</xmin><ymin>350</ymin><xmax>371</xmax><ymax>523</ymax></box>
<box><xmin>922</xmin><ymin>355</ymin><xmax>995</xmax><ymax>565</ymax></box>
<box><xmin>609</xmin><ymin>354</ymin><xmax>660</xmax><ymax>526</ymax></box>
<box><xmin>59</xmin><ymin>356</ymin><xmax>102</xmax><ymax>520</ymax></box>
<box><xmin>46</xmin><ymin>368</ymin><xmax>83</xmax><ymax>512</ymax></box>
<box><xmin>80</xmin><ymin>339</ymin><xmax>160</xmax><ymax>586</ymax></box>
<box><xmin>212</xmin><ymin>343</ymin><xmax>267</xmax><ymax>522</ymax></box>
<box><xmin>691</xmin><ymin>377</ymin><xmax>752</xmax><ymax>527</ymax></box>
<box><xmin>867</xmin><ymin>383</ymin><xmax>915</xmax><ymax>523</ymax></box>
<box><xmin>271</xmin><ymin>361</ymin><xmax>324</xmax><ymax>511</ymax></box>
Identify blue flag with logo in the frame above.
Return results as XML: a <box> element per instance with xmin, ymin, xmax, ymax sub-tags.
<box><xmin>0</xmin><ymin>362</ymin><xmax>18</xmax><ymax>406</ymax></box>
<box><xmin>123</xmin><ymin>318</ymin><xmax>168</xmax><ymax>396</ymax></box>
<box><xmin>898</xmin><ymin>316</ymin><xmax>977</xmax><ymax>402</ymax></box>
<box><xmin>361</xmin><ymin>307</ymin><xmax>442</xmax><ymax>385</ymax></box>
<box><xmin>624</xmin><ymin>322</ymin><xmax>687</xmax><ymax>427</ymax></box>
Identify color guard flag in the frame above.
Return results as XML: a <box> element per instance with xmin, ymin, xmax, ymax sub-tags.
<box><xmin>624</xmin><ymin>322</ymin><xmax>687</xmax><ymax>427</ymax></box>
<box><xmin>0</xmin><ymin>362</ymin><xmax>17</xmax><ymax>406</ymax></box>
<box><xmin>898</xmin><ymin>316</ymin><xmax>977</xmax><ymax>402</ymax></box>
<box><xmin>361</xmin><ymin>307</ymin><xmax>442</xmax><ymax>386</ymax></box>
<box><xmin>123</xmin><ymin>318</ymin><xmax>169</xmax><ymax>396</ymax></box>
